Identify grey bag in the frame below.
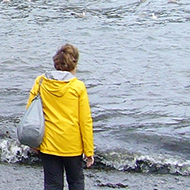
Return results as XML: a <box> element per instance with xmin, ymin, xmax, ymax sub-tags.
<box><xmin>17</xmin><ymin>79</ymin><xmax>44</xmax><ymax>148</ymax></box>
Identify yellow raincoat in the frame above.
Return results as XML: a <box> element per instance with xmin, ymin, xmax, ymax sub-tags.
<box><xmin>27</xmin><ymin>71</ymin><xmax>94</xmax><ymax>157</ymax></box>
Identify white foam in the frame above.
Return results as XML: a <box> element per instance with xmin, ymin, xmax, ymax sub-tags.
<box><xmin>98</xmin><ymin>150</ymin><xmax>190</xmax><ymax>175</ymax></box>
<box><xmin>0</xmin><ymin>139</ymin><xmax>30</xmax><ymax>163</ymax></box>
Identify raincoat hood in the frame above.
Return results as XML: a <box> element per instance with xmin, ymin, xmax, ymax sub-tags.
<box><xmin>43</xmin><ymin>71</ymin><xmax>76</xmax><ymax>97</ymax></box>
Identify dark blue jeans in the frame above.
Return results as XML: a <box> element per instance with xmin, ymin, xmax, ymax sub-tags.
<box><xmin>40</xmin><ymin>153</ymin><xmax>84</xmax><ymax>190</ymax></box>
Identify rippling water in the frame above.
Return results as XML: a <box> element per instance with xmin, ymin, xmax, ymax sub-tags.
<box><xmin>1</xmin><ymin>0</ymin><xmax>190</xmax><ymax>175</ymax></box>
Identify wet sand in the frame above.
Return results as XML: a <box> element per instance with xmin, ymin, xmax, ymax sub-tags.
<box><xmin>1</xmin><ymin>163</ymin><xmax>190</xmax><ymax>190</ymax></box>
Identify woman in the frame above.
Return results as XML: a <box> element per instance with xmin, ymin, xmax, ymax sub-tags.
<box><xmin>27</xmin><ymin>44</ymin><xmax>94</xmax><ymax>190</ymax></box>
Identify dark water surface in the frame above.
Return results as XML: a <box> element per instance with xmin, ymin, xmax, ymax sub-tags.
<box><xmin>1</xmin><ymin>0</ymin><xmax>190</xmax><ymax>176</ymax></box>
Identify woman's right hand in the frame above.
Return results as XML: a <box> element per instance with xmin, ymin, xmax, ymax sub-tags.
<box><xmin>84</xmin><ymin>155</ymin><xmax>94</xmax><ymax>168</ymax></box>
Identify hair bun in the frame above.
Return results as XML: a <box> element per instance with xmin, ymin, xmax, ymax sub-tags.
<box><xmin>53</xmin><ymin>44</ymin><xmax>79</xmax><ymax>72</ymax></box>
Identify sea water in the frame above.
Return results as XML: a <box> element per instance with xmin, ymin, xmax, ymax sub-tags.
<box><xmin>1</xmin><ymin>0</ymin><xmax>190</xmax><ymax>176</ymax></box>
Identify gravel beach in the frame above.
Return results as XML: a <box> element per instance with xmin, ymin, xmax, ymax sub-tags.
<box><xmin>1</xmin><ymin>163</ymin><xmax>190</xmax><ymax>190</ymax></box>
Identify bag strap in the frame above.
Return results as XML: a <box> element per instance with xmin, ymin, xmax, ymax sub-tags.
<box><xmin>37</xmin><ymin>77</ymin><xmax>43</xmax><ymax>96</ymax></box>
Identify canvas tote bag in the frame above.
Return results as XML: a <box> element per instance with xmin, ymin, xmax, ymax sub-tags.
<box><xmin>17</xmin><ymin>78</ymin><xmax>45</xmax><ymax>148</ymax></box>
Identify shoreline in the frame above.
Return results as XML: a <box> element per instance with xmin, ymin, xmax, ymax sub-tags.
<box><xmin>1</xmin><ymin>163</ymin><xmax>190</xmax><ymax>190</ymax></box>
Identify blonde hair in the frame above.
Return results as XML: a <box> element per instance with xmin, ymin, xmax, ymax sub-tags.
<box><xmin>53</xmin><ymin>44</ymin><xmax>79</xmax><ymax>71</ymax></box>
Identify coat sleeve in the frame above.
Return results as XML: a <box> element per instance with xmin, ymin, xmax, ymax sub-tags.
<box><xmin>79</xmin><ymin>84</ymin><xmax>94</xmax><ymax>157</ymax></box>
<box><xmin>26</xmin><ymin>75</ymin><xmax>43</xmax><ymax>109</ymax></box>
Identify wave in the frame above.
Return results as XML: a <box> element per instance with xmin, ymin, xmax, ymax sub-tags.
<box><xmin>0</xmin><ymin>139</ymin><xmax>38</xmax><ymax>163</ymax></box>
<box><xmin>2</xmin><ymin>0</ymin><xmax>190</xmax><ymax>27</ymax></box>
<box><xmin>1</xmin><ymin>138</ymin><xmax>190</xmax><ymax>176</ymax></box>
<box><xmin>95</xmin><ymin>149</ymin><xmax>190</xmax><ymax>176</ymax></box>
